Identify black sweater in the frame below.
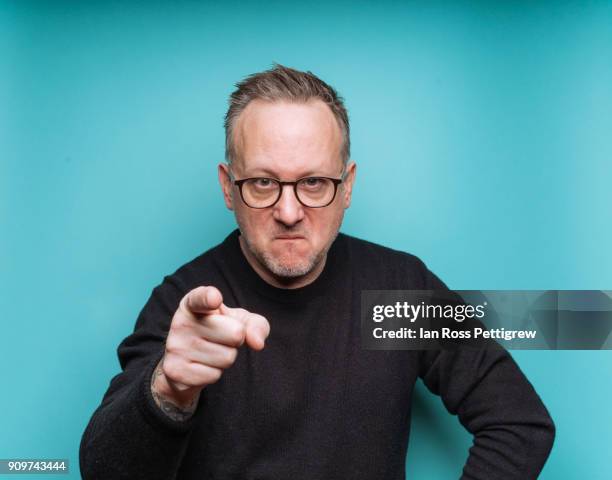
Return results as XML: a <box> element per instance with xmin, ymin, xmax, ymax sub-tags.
<box><xmin>80</xmin><ymin>230</ymin><xmax>555</xmax><ymax>479</ymax></box>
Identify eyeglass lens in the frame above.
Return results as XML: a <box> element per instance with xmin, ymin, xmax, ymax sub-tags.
<box><xmin>241</xmin><ymin>178</ymin><xmax>336</xmax><ymax>208</ymax></box>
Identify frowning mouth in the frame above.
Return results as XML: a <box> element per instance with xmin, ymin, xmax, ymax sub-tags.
<box><xmin>275</xmin><ymin>235</ymin><xmax>305</xmax><ymax>240</ymax></box>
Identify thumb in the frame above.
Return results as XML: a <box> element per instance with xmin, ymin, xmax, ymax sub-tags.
<box><xmin>245</xmin><ymin>313</ymin><xmax>271</xmax><ymax>351</ymax></box>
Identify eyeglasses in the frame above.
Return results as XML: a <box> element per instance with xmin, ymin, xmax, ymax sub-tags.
<box><xmin>232</xmin><ymin>173</ymin><xmax>346</xmax><ymax>209</ymax></box>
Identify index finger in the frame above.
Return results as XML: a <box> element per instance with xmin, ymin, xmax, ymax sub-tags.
<box><xmin>183</xmin><ymin>286</ymin><xmax>223</xmax><ymax>314</ymax></box>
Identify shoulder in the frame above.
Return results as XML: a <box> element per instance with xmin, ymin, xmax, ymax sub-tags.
<box><xmin>339</xmin><ymin>232</ymin><xmax>423</xmax><ymax>266</ymax></box>
<box><xmin>337</xmin><ymin>232</ymin><xmax>449</xmax><ymax>290</ymax></box>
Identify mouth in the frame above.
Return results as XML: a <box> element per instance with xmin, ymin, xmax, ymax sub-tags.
<box><xmin>274</xmin><ymin>235</ymin><xmax>305</xmax><ymax>240</ymax></box>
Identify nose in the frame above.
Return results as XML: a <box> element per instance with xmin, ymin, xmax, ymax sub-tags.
<box><xmin>272</xmin><ymin>185</ymin><xmax>305</xmax><ymax>227</ymax></box>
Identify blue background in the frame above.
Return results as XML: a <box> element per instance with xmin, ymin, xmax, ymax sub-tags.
<box><xmin>2</xmin><ymin>1</ymin><xmax>611</xmax><ymax>478</ymax></box>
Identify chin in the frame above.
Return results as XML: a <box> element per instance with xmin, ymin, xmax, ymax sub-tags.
<box><xmin>263</xmin><ymin>254</ymin><xmax>315</xmax><ymax>279</ymax></box>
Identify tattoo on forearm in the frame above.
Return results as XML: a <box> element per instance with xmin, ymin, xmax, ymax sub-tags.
<box><xmin>151</xmin><ymin>358</ymin><xmax>197</xmax><ymax>422</ymax></box>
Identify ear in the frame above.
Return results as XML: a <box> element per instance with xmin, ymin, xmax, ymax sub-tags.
<box><xmin>341</xmin><ymin>161</ymin><xmax>357</xmax><ymax>209</ymax></box>
<box><xmin>218</xmin><ymin>163</ymin><xmax>234</xmax><ymax>210</ymax></box>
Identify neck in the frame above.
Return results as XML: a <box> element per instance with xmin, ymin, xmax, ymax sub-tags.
<box><xmin>238</xmin><ymin>236</ymin><xmax>327</xmax><ymax>289</ymax></box>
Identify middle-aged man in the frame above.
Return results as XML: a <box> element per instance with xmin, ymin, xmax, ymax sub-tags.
<box><xmin>80</xmin><ymin>64</ymin><xmax>555</xmax><ymax>479</ymax></box>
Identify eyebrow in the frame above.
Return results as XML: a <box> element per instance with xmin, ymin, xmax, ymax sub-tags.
<box><xmin>241</xmin><ymin>168</ymin><xmax>335</xmax><ymax>179</ymax></box>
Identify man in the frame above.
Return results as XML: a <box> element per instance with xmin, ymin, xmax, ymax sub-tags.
<box><xmin>80</xmin><ymin>64</ymin><xmax>555</xmax><ymax>479</ymax></box>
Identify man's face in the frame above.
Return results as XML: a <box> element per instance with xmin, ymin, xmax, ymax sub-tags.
<box><xmin>219</xmin><ymin>98</ymin><xmax>356</xmax><ymax>287</ymax></box>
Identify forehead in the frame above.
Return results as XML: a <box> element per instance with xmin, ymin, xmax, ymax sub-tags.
<box><xmin>233</xmin><ymin>98</ymin><xmax>343</xmax><ymax>177</ymax></box>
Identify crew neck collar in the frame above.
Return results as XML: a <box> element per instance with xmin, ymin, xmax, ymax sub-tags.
<box><xmin>220</xmin><ymin>229</ymin><xmax>345</xmax><ymax>304</ymax></box>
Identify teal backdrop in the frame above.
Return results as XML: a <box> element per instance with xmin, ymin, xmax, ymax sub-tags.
<box><xmin>2</xmin><ymin>1</ymin><xmax>611</xmax><ymax>478</ymax></box>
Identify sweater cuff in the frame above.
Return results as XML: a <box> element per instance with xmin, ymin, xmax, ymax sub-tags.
<box><xmin>137</xmin><ymin>350</ymin><xmax>198</xmax><ymax>435</ymax></box>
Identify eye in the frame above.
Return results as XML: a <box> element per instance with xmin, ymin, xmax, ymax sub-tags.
<box><xmin>302</xmin><ymin>177</ymin><xmax>324</xmax><ymax>189</ymax></box>
<box><xmin>252</xmin><ymin>178</ymin><xmax>275</xmax><ymax>189</ymax></box>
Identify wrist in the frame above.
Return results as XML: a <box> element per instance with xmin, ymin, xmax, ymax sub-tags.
<box><xmin>150</xmin><ymin>359</ymin><xmax>201</xmax><ymax>420</ymax></box>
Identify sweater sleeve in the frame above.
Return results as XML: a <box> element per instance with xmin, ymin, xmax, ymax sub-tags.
<box><xmin>80</xmin><ymin>275</ymin><xmax>197</xmax><ymax>480</ymax></box>
<box><xmin>417</xmin><ymin>269</ymin><xmax>556</xmax><ymax>480</ymax></box>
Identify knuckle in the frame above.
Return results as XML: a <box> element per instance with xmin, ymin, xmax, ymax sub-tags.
<box><xmin>228</xmin><ymin>324</ymin><xmax>246</xmax><ymax>345</ymax></box>
<box><xmin>171</xmin><ymin>314</ymin><xmax>191</xmax><ymax>332</ymax></box>
<box><xmin>162</xmin><ymin>357</ymin><xmax>180</xmax><ymax>380</ymax></box>
<box><xmin>256</xmin><ymin>314</ymin><xmax>270</xmax><ymax>331</ymax></box>
<box><xmin>207</xmin><ymin>368</ymin><xmax>223</xmax><ymax>384</ymax></box>
<box><xmin>222</xmin><ymin>348</ymin><xmax>238</xmax><ymax>368</ymax></box>
<box><xmin>164</xmin><ymin>336</ymin><xmax>181</xmax><ymax>354</ymax></box>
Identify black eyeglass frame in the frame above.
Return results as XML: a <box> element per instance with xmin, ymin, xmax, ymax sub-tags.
<box><xmin>232</xmin><ymin>174</ymin><xmax>346</xmax><ymax>209</ymax></box>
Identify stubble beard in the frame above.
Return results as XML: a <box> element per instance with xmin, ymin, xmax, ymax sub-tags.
<box><xmin>236</xmin><ymin>206</ymin><xmax>345</xmax><ymax>281</ymax></box>
<box><xmin>241</xmin><ymin>233</ymin><xmax>328</xmax><ymax>279</ymax></box>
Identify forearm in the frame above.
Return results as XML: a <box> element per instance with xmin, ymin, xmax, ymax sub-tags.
<box><xmin>420</xmin><ymin>346</ymin><xmax>555</xmax><ymax>479</ymax></box>
<box><xmin>80</xmin><ymin>355</ymin><xmax>195</xmax><ymax>480</ymax></box>
<box><xmin>461</xmin><ymin>412</ymin><xmax>555</xmax><ymax>479</ymax></box>
<box><xmin>459</xmin><ymin>351</ymin><xmax>555</xmax><ymax>479</ymax></box>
